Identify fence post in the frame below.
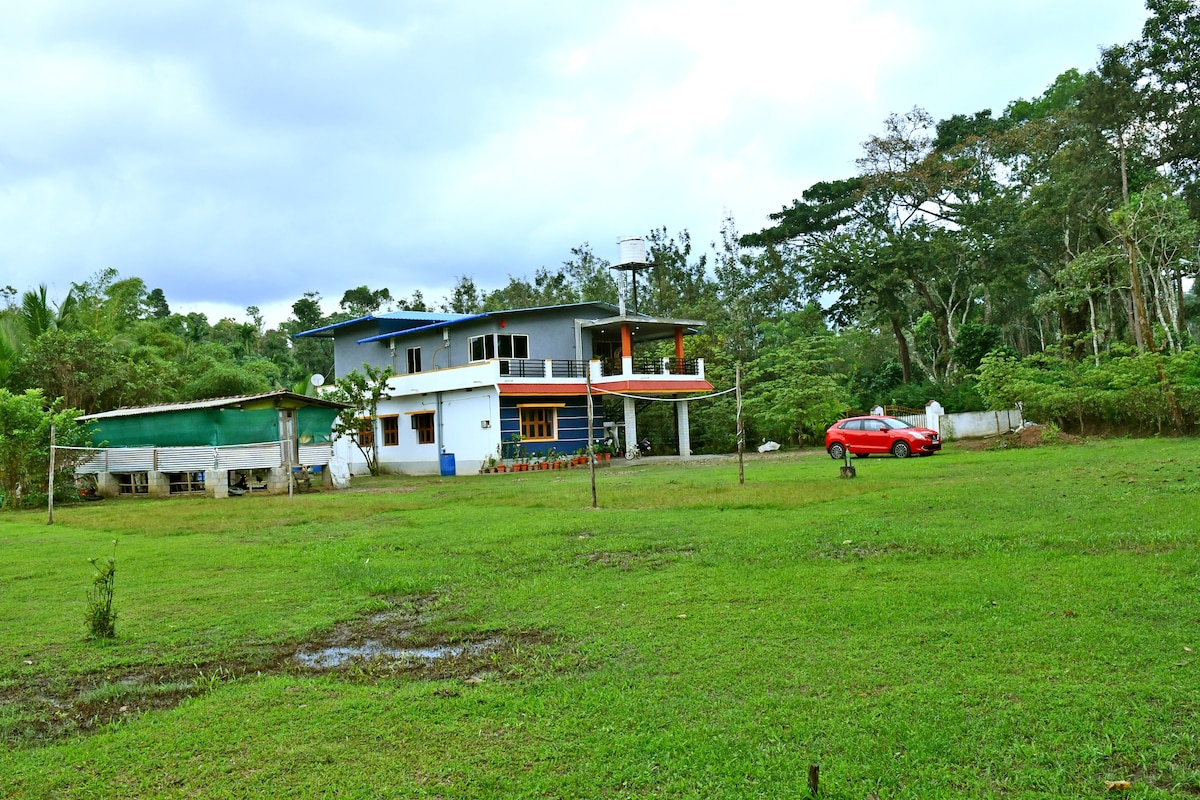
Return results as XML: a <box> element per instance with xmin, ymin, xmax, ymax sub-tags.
<box><xmin>925</xmin><ymin>401</ymin><xmax>945</xmax><ymax>437</ymax></box>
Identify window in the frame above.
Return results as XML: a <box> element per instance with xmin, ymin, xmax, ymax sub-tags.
<box><xmin>115</xmin><ymin>472</ymin><xmax>148</xmax><ymax>495</ymax></box>
<box><xmin>498</xmin><ymin>334</ymin><xmax>528</xmax><ymax>359</ymax></box>
<box><xmin>167</xmin><ymin>472</ymin><xmax>205</xmax><ymax>494</ymax></box>
<box><xmin>519</xmin><ymin>405</ymin><xmax>559</xmax><ymax>441</ymax></box>
<box><xmin>356</xmin><ymin>418</ymin><xmax>375</xmax><ymax>448</ymax></box>
<box><xmin>407</xmin><ymin>346</ymin><xmax>422</xmax><ymax>374</ymax></box>
<box><xmin>380</xmin><ymin>415</ymin><xmax>400</xmax><ymax>447</ymax></box>
<box><xmin>411</xmin><ymin>412</ymin><xmax>435</xmax><ymax>445</ymax></box>
<box><xmin>469</xmin><ymin>333</ymin><xmax>529</xmax><ymax>362</ymax></box>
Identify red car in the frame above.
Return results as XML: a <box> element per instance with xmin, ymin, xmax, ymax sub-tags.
<box><xmin>825</xmin><ymin>415</ymin><xmax>941</xmax><ymax>459</ymax></box>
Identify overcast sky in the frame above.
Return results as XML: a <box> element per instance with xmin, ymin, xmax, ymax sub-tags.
<box><xmin>1</xmin><ymin>1</ymin><xmax>1151</xmax><ymax>327</ymax></box>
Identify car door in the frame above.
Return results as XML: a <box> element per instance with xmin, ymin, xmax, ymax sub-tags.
<box><xmin>859</xmin><ymin>418</ymin><xmax>891</xmax><ymax>453</ymax></box>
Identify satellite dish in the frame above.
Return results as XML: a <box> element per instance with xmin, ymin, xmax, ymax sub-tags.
<box><xmin>310</xmin><ymin>373</ymin><xmax>325</xmax><ymax>387</ymax></box>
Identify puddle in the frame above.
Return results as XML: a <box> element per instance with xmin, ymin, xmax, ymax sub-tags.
<box><xmin>293</xmin><ymin>637</ymin><xmax>502</xmax><ymax>668</ymax></box>
<box><xmin>5</xmin><ymin>595</ymin><xmax>555</xmax><ymax>747</ymax></box>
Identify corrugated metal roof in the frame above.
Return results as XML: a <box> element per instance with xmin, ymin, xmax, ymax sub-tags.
<box><xmin>292</xmin><ymin>302</ymin><xmax>626</xmax><ymax>340</ymax></box>
<box><xmin>293</xmin><ymin>311</ymin><xmax>472</xmax><ymax>338</ymax></box>
<box><xmin>77</xmin><ymin>390</ymin><xmax>348</xmax><ymax>421</ymax></box>
<box><xmin>356</xmin><ymin>314</ymin><xmax>487</xmax><ymax>344</ymax></box>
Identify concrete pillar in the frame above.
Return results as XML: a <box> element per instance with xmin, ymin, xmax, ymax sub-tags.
<box><xmin>210</xmin><ymin>469</ymin><xmax>229</xmax><ymax>499</ymax></box>
<box><xmin>97</xmin><ymin>472</ymin><xmax>119</xmax><ymax>498</ymax></box>
<box><xmin>268</xmin><ymin>466</ymin><xmax>291</xmax><ymax>494</ymax></box>
<box><xmin>925</xmin><ymin>401</ymin><xmax>945</xmax><ymax>435</ymax></box>
<box><xmin>148</xmin><ymin>471</ymin><xmax>170</xmax><ymax>498</ymax></box>
<box><xmin>676</xmin><ymin>399</ymin><xmax>692</xmax><ymax>457</ymax></box>
<box><xmin>623</xmin><ymin>395</ymin><xmax>637</xmax><ymax>456</ymax></box>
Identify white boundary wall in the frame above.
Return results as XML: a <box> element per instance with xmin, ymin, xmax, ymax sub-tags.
<box><xmin>896</xmin><ymin>402</ymin><xmax>1024</xmax><ymax>440</ymax></box>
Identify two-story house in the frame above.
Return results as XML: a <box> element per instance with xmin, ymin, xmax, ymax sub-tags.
<box><xmin>294</xmin><ymin>301</ymin><xmax>712</xmax><ymax>475</ymax></box>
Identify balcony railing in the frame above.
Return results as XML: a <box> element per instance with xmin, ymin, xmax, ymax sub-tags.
<box><xmin>599</xmin><ymin>357</ymin><xmax>701</xmax><ymax>377</ymax></box>
<box><xmin>501</xmin><ymin>359</ymin><xmax>589</xmax><ymax>378</ymax></box>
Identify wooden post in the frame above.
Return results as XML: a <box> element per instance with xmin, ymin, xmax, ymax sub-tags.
<box><xmin>808</xmin><ymin>763</ymin><xmax>819</xmax><ymax>795</ymax></box>
<box><xmin>47</xmin><ymin>424</ymin><xmax>56</xmax><ymax>525</ymax></box>
<box><xmin>586</xmin><ymin>368</ymin><xmax>597</xmax><ymax>508</ymax></box>
<box><xmin>736</xmin><ymin>364</ymin><xmax>744</xmax><ymax>485</ymax></box>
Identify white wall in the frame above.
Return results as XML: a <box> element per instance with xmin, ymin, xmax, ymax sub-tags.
<box><xmin>939</xmin><ymin>408</ymin><xmax>1024</xmax><ymax>440</ymax></box>
<box><xmin>335</xmin><ymin>386</ymin><xmax>501</xmax><ymax>476</ymax></box>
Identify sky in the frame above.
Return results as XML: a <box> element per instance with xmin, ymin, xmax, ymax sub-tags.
<box><xmin>1</xmin><ymin>1</ymin><xmax>1153</xmax><ymax>328</ymax></box>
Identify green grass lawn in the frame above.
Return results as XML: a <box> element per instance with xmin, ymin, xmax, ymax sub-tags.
<box><xmin>2</xmin><ymin>439</ymin><xmax>1198</xmax><ymax>798</ymax></box>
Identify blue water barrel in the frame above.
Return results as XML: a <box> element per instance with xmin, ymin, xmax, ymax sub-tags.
<box><xmin>439</xmin><ymin>453</ymin><xmax>456</xmax><ymax>477</ymax></box>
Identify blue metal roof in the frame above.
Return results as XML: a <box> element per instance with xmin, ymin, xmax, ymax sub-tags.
<box><xmin>292</xmin><ymin>302</ymin><xmax>625</xmax><ymax>340</ymax></box>
<box><xmin>292</xmin><ymin>310</ymin><xmax>472</xmax><ymax>339</ymax></box>
<box><xmin>356</xmin><ymin>314</ymin><xmax>487</xmax><ymax>344</ymax></box>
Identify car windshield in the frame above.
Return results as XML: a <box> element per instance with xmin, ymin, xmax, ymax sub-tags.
<box><xmin>880</xmin><ymin>418</ymin><xmax>913</xmax><ymax>430</ymax></box>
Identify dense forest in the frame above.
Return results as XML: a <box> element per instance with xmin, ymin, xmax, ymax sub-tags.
<box><xmin>4</xmin><ymin>0</ymin><xmax>1200</xmax><ymax>452</ymax></box>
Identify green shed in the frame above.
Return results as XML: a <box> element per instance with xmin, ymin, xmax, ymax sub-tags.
<box><xmin>77</xmin><ymin>391</ymin><xmax>349</xmax><ymax>499</ymax></box>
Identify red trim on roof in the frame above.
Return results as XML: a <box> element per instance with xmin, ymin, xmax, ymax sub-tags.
<box><xmin>498</xmin><ymin>380</ymin><xmax>713</xmax><ymax>395</ymax></box>
<box><xmin>594</xmin><ymin>379</ymin><xmax>714</xmax><ymax>394</ymax></box>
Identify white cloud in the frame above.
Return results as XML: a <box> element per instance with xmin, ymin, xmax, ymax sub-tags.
<box><xmin>0</xmin><ymin>0</ymin><xmax>1152</xmax><ymax>317</ymax></box>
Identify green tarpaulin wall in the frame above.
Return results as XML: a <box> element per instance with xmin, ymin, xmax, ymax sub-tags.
<box><xmin>89</xmin><ymin>403</ymin><xmax>339</xmax><ymax>449</ymax></box>
<box><xmin>297</xmin><ymin>408</ymin><xmax>337</xmax><ymax>443</ymax></box>
<box><xmin>91</xmin><ymin>409</ymin><xmax>279</xmax><ymax>448</ymax></box>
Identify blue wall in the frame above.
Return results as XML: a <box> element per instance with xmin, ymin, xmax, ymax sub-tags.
<box><xmin>499</xmin><ymin>396</ymin><xmax>605</xmax><ymax>457</ymax></box>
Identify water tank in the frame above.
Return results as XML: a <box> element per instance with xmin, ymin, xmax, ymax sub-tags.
<box><xmin>616</xmin><ymin>236</ymin><xmax>647</xmax><ymax>266</ymax></box>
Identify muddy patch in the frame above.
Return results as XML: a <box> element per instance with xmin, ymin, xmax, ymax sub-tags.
<box><xmin>577</xmin><ymin>546</ymin><xmax>695</xmax><ymax>571</ymax></box>
<box><xmin>3</xmin><ymin>599</ymin><xmax>552</xmax><ymax>748</ymax></box>
<box><xmin>289</xmin><ymin>607</ymin><xmax>508</xmax><ymax>677</ymax></box>
<box><xmin>958</xmin><ymin>424</ymin><xmax>1083</xmax><ymax>451</ymax></box>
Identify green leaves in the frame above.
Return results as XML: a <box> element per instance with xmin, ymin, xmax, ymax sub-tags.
<box><xmin>0</xmin><ymin>388</ymin><xmax>91</xmax><ymax>510</ymax></box>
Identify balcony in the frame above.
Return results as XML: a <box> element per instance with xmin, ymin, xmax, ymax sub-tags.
<box><xmin>383</xmin><ymin>357</ymin><xmax>708</xmax><ymax>397</ymax></box>
<box><xmin>501</xmin><ymin>357</ymin><xmax>704</xmax><ymax>382</ymax></box>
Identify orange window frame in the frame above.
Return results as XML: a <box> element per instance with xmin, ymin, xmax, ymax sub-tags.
<box><xmin>518</xmin><ymin>404</ymin><xmax>562</xmax><ymax>441</ymax></box>
<box><xmin>412</xmin><ymin>412</ymin><xmax>435</xmax><ymax>445</ymax></box>
<box><xmin>380</xmin><ymin>415</ymin><xmax>400</xmax><ymax>447</ymax></box>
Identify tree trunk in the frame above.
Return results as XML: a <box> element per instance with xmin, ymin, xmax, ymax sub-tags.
<box><xmin>891</xmin><ymin>318</ymin><xmax>912</xmax><ymax>383</ymax></box>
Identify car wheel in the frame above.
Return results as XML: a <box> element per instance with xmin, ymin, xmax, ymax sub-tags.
<box><xmin>828</xmin><ymin>442</ymin><xmax>845</xmax><ymax>460</ymax></box>
<box><xmin>891</xmin><ymin>441</ymin><xmax>911</xmax><ymax>459</ymax></box>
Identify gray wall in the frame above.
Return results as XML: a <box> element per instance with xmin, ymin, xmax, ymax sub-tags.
<box><xmin>333</xmin><ymin>306</ymin><xmax>605</xmax><ymax>378</ymax></box>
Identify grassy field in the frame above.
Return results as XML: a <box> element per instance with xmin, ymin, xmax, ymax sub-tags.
<box><xmin>1</xmin><ymin>438</ymin><xmax>1198</xmax><ymax>798</ymax></box>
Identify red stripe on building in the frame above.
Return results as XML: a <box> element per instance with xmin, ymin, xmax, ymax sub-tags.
<box><xmin>498</xmin><ymin>380</ymin><xmax>713</xmax><ymax>395</ymax></box>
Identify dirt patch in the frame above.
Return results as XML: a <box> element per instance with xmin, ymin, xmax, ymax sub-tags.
<box><xmin>3</xmin><ymin>597</ymin><xmax>552</xmax><ymax>748</ymax></box>
<box><xmin>577</xmin><ymin>546</ymin><xmax>695</xmax><ymax>571</ymax></box>
<box><xmin>957</xmin><ymin>424</ymin><xmax>1083</xmax><ymax>452</ymax></box>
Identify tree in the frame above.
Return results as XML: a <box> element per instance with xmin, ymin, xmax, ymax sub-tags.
<box><xmin>325</xmin><ymin>365</ymin><xmax>394</xmax><ymax>476</ymax></box>
<box><xmin>181</xmin><ymin>361</ymin><xmax>273</xmax><ymax>400</ymax></box>
<box><xmin>282</xmin><ymin>292</ymin><xmax>335</xmax><ymax>382</ymax></box>
<box><xmin>644</xmin><ymin>227</ymin><xmax>713</xmax><ymax>318</ymax></box>
<box><xmin>1108</xmin><ymin>185</ymin><xmax>1200</xmax><ymax>352</ymax></box>
<box><xmin>742</xmin><ymin>311</ymin><xmax>849</xmax><ymax>445</ymax></box>
<box><xmin>443</xmin><ymin>276</ymin><xmax>482</xmax><ymax>313</ymax></box>
<box><xmin>10</xmin><ymin>329</ymin><xmax>132</xmax><ymax>414</ymax></box>
<box><xmin>0</xmin><ymin>388</ymin><xmax>92</xmax><ymax>510</ymax></box>
<box><xmin>340</xmin><ymin>286</ymin><xmax>394</xmax><ymax>318</ymax></box>
<box><xmin>562</xmin><ymin>244</ymin><xmax>619</xmax><ymax>304</ymax></box>
<box><xmin>146</xmin><ymin>288</ymin><xmax>171</xmax><ymax>319</ymax></box>
<box><xmin>1134</xmin><ymin>0</ymin><xmax>1200</xmax><ymax>213</ymax></box>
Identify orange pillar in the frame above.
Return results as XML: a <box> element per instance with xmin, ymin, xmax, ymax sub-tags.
<box><xmin>621</xmin><ymin>323</ymin><xmax>632</xmax><ymax>359</ymax></box>
<box><xmin>674</xmin><ymin>327</ymin><xmax>684</xmax><ymax>360</ymax></box>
